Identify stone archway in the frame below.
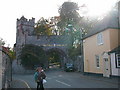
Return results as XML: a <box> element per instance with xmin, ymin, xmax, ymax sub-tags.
<box><xmin>46</xmin><ymin>48</ymin><xmax>68</xmax><ymax>69</ymax></box>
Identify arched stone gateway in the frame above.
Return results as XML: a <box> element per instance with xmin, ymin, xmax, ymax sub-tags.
<box><xmin>45</xmin><ymin>48</ymin><xmax>68</xmax><ymax>69</ymax></box>
<box><xmin>14</xmin><ymin>16</ymin><xmax>72</xmax><ymax>73</ymax></box>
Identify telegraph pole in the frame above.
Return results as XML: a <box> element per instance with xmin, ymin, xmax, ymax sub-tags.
<box><xmin>80</xmin><ymin>28</ymin><xmax>84</xmax><ymax>73</ymax></box>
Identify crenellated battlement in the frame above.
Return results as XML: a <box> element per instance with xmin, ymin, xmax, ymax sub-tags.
<box><xmin>17</xmin><ymin>16</ymin><xmax>35</xmax><ymax>27</ymax></box>
<box><xmin>16</xmin><ymin>16</ymin><xmax>35</xmax><ymax>37</ymax></box>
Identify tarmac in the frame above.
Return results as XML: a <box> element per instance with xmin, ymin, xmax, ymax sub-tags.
<box><xmin>10</xmin><ymin>72</ymin><xmax>120</xmax><ymax>89</ymax></box>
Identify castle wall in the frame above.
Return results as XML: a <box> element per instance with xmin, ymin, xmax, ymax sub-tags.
<box><xmin>15</xmin><ymin>16</ymin><xmax>71</xmax><ymax>72</ymax></box>
<box><xmin>25</xmin><ymin>35</ymin><xmax>70</xmax><ymax>54</ymax></box>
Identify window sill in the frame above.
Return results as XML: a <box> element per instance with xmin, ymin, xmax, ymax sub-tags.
<box><xmin>98</xmin><ymin>43</ymin><xmax>103</xmax><ymax>45</ymax></box>
<box><xmin>96</xmin><ymin>67</ymin><xmax>100</xmax><ymax>69</ymax></box>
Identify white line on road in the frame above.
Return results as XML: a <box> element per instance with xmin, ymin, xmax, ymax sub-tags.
<box><xmin>46</xmin><ymin>77</ymin><xmax>52</xmax><ymax>79</ymax></box>
<box><xmin>56</xmin><ymin>80</ymin><xmax>71</xmax><ymax>87</ymax></box>
<box><xmin>19</xmin><ymin>79</ymin><xmax>31</xmax><ymax>89</ymax></box>
<box><xmin>58</xmin><ymin>75</ymin><xmax>62</xmax><ymax>77</ymax></box>
<box><xmin>53</xmin><ymin>76</ymin><xmax>57</xmax><ymax>78</ymax></box>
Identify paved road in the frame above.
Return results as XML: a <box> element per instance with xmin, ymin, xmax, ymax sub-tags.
<box><xmin>13</xmin><ymin>68</ymin><xmax>119</xmax><ymax>88</ymax></box>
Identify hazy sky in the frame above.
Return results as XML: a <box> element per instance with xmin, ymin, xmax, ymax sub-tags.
<box><xmin>0</xmin><ymin>0</ymin><xmax>118</xmax><ymax>47</ymax></box>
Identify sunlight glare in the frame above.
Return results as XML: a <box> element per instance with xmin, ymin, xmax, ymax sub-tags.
<box><xmin>77</xmin><ymin>0</ymin><xmax>118</xmax><ymax>17</ymax></box>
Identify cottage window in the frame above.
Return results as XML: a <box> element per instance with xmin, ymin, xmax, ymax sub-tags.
<box><xmin>95</xmin><ymin>55</ymin><xmax>100</xmax><ymax>68</ymax></box>
<box><xmin>97</xmin><ymin>33</ymin><xmax>103</xmax><ymax>45</ymax></box>
<box><xmin>116</xmin><ymin>54</ymin><xmax>120</xmax><ymax>68</ymax></box>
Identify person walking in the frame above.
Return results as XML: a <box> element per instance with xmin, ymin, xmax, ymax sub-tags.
<box><xmin>34</xmin><ymin>67</ymin><xmax>46</xmax><ymax>90</ymax></box>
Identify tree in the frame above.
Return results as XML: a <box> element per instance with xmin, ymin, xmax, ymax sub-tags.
<box><xmin>34</xmin><ymin>17</ymin><xmax>53</xmax><ymax>36</ymax></box>
<box><xmin>57</xmin><ymin>1</ymin><xmax>84</xmax><ymax>45</ymax></box>
<box><xmin>0</xmin><ymin>38</ymin><xmax>5</xmax><ymax>46</ymax></box>
<box><xmin>58</xmin><ymin>1</ymin><xmax>81</xmax><ymax>31</ymax></box>
<box><xmin>20</xmin><ymin>44</ymin><xmax>46</xmax><ymax>69</ymax></box>
<box><xmin>47</xmin><ymin>51</ymin><xmax>60</xmax><ymax>63</ymax></box>
<box><xmin>57</xmin><ymin>1</ymin><xmax>83</xmax><ymax>61</ymax></box>
<box><xmin>57</xmin><ymin>1</ymin><xmax>96</xmax><ymax>61</ymax></box>
<box><xmin>8</xmin><ymin>49</ymin><xmax>16</xmax><ymax>60</ymax></box>
<box><xmin>0</xmin><ymin>38</ymin><xmax>15</xmax><ymax>60</ymax></box>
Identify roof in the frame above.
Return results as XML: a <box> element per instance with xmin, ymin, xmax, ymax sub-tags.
<box><xmin>109</xmin><ymin>46</ymin><xmax>120</xmax><ymax>53</ymax></box>
<box><xmin>83</xmin><ymin>10</ymin><xmax>119</xmax><ymax>39</ymax></box>
<box><xmin>2</xmin><ymin>46</ymin><xmax>10</xmax><ymax>53</ymax></box>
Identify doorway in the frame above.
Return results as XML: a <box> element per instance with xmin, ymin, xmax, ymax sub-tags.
<box><xmin>103</xmin><ymin>52</ymin><xmax>110</xmax><ymax>77</ymax></box>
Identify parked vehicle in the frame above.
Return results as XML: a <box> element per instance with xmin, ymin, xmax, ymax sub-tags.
<box><xmin>64</xmin><ymin>63</ymin><xmax>74</xmax><ymax>72</ymax></box>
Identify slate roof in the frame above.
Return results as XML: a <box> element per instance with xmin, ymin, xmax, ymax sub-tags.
<box><xmin>83</xmin><ymin>10</ymin><xmax>119</xmax><ymax>39</ymax></box>
<box><xmin>109</xmin><ymin>46</ymin><xmax>120</xmax><ymax>53</ymax></box>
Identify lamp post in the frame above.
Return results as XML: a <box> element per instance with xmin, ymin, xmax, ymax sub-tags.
<box><xmin>65</xmin><ymin>24</ymin><xmax>73</xmax><ymax>35</ymax></box>
<box><xmin>67</xmin><ymin>23</ymin><xmax>73</xmax><ymax>46</ymax></box>
<box><xmin>79</xmin><ymin>28</ymin><xmax>84</xmax><ymax>73</ymax></box>
<box><xmin>67</xmin><ymin>24</ymin><xmax>73</xmax><ymax>30</ymax></box>
<box><xmin>66</xmin><ymin>24</ymin><xmax>73</xmax><ymax>63</ymax></box>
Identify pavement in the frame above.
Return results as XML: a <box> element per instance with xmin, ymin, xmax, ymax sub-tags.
<box><xmin>81</xmin><ymin>73</ymin><xmax>120</xmax><ymax>85</ymax></box>
<box><xmin>11</xmin><ymin>79</ymin><xmax>31</xmax><ymax>88</ymax></box>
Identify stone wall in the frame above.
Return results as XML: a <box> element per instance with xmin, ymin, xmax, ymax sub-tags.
<box><xmin>0</xmin><ymin>46</ymin><xmax>2</xmax><ymax>89</ymax></box>
<box><xmin>12</xmin><ymin>59</ymin><xmax>35</xmax><ymax>74</ymax></box>
<box><xmin>26</xmin><ymin>35</ymin><xmax>71</xmax><ymax>53</ymax></box>
<box><xmin>73</xmin><ymin>56</ymin><xmax>84</xmax><ymax>72</ymax></box>
<box><xmin>1</xmin><ymin>50</ymin><xmax>12</xmax><ymax>88</ymax></box>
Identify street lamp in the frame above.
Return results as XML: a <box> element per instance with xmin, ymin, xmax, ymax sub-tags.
<box><xmin>65</xmin><ymin>23</ymin><xmax>73</xmax><ymax>63</ymax></box>
<box><xmin>67</xmin><ymin>24</ymin><xmax>73</xmax><ymax>30</ymax></box>
<box><xmin>65</xmin><ymin>24</ymin><xmax>73</xmax><ymax>35</ymax></box>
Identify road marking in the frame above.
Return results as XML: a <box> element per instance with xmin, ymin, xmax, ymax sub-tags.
<box><xmin>53</xmin><ymin>76</ymin><xmax>57</xmax><ymax>78</ymax></box>
<box><xmin>46</xmin><ymin>77</ymin><xmax>52</xmax><ymax>79</ymax></box>
<box><xmin>58</xmin><ymin>75</ymin><xmax>62</xmax><ymax>77</ymax></box>
<box><xmin>18</xmin><ymin>79</ymin><xmax>31</xmax><ymax>90</ymax></box>
<box><xmin>56</xmin><ymin>80</ymin><xmax>71</xmax><ymax>87</ymax></box>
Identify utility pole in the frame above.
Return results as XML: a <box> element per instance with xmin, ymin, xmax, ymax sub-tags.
<box><xmin>118</xmin><ymin>1</ymin><xmax>120</xmax><ymax>28</ymax></box>
<box><xmin>80</xmin><ymin>28</ymin><xmax>84</xmax><ymax>73</ymax></box>
<box><xmin>67</xmin><ymin>23</ymin><xmax>73</xmax><ymax>64</ymax></box>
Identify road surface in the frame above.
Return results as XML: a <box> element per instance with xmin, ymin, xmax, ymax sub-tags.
<box><xmin>13</xmin><ymin>68</ymin><xmax>119</xmax><ymax>88</ymax></box>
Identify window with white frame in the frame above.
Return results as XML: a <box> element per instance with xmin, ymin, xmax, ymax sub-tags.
<box><xmin>97</xmin><ymin>32</ymin><xmax>103</xmax><ymax>45</ymax></box>
<box><xmin>95</xmin><ymin>55</ymin><xmax>100</xmax><ymax>68</ymax></box>
<box><xmin>116</xmin><ymin>54</ymin><xmax>120</xmax><ymax>68</ymax></box>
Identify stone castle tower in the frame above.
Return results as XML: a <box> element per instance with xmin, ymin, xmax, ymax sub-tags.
<box><xmin>16</xmin><ymin>16</ymin><xmax>35</xmax><ymax>60</ymax></box>
<box><xmin>13</xmin><ymin>16</ymin><xmax>36</xmax><ymax>73</ymax></box>
<box><xmin>16</xmin><ymin>16</ymin><xmax>35</xmax><ymax>45</ymax></box>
